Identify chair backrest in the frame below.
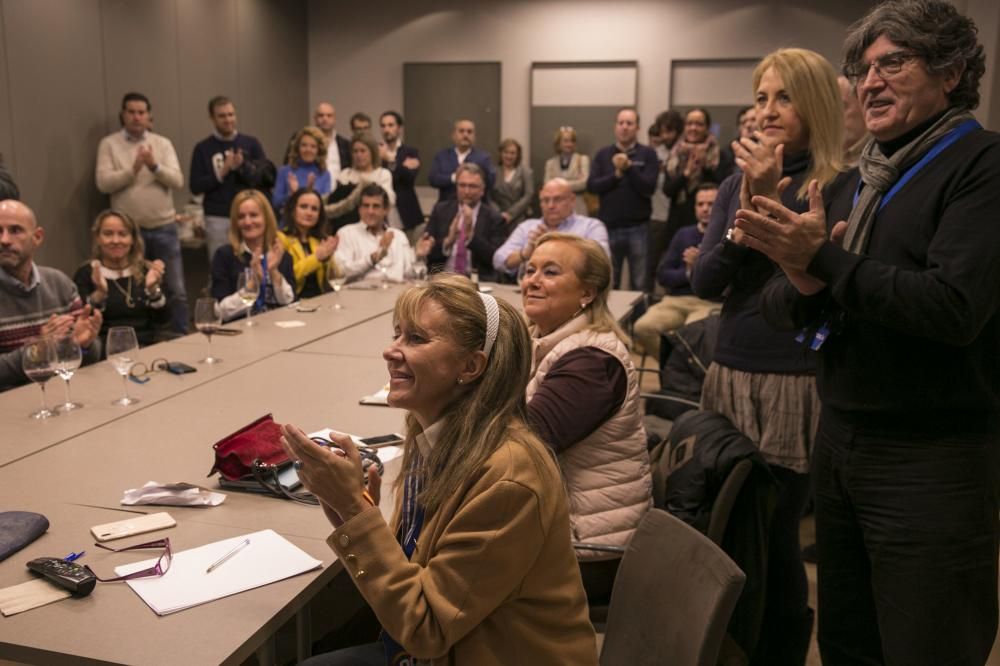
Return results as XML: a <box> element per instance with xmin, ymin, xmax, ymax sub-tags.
<box><xmin>600</xmin><ymin>508</ymin><xmax>746</xmax><ymax>666</ymax></box>
<box><xmin>706</xmin><ymin>458</ymin><xmax>753</xmax><ymax>546</ymax></box>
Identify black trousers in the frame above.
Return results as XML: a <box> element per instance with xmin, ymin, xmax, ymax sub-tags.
<box><xmin>753</xmin><ymin>465</ymin><xmax>813</xmax><ymax>666</ymax></box>
<box><xmin>813</xmin><ymin>414</ymin><xmax>999</xmax><ymax>666</ymax></box>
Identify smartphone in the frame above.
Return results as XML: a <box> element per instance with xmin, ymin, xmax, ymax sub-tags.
<box><xmin>91</xmin><ymin>511</ymin><xmax>176</xmax><ymax>542</ymax></box>
<box><xmin>166</xmin><ymin>362</ymin><xmax>197</xmax><ymax>375</ymax></box>
<box><xmin>359</xmin><ymin>433</ymin><xmax>404</xmax><ymax>448</ymax></box>
<box><xmin>213</xmin><ymin>328</ymin><xmax>242</xmax><ymax>336</ymax></box>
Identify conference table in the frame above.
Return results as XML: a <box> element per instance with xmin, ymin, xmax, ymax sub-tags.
<box><xmin>0</xmin><ymin>281</ymin><xmax>642</xmax><ymax>665</ymax></box>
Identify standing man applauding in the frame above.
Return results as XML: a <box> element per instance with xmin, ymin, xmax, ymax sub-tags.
<box><xmin>190</xmin><ymin>96</ymin><xmax>267</xmax><ymax>263</ymax></box>
<box><xmin>739</xmin><ymin>2</ymin><xmax>1000</xmax><ymax>664</ymax></box>
<box><xmin>587</xmin><ymin>108</ymin><xmax>658</xmax><ymax>291</ymax></box>
<box><xmin>96</xmin><ymin>92</ymin><xmax>187</xmax><ymax>333</ymax></box>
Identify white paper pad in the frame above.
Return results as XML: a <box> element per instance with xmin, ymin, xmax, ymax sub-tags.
<box><xmin>0</xmin><ymin>578</ymin><xmax>72</xmax><ymax>616</ymax></box>
<box><xmin>274</xmin><ymin>320</ymin><xmax>307</xmax><ymax>328</ymax></box>
<box><xmin>359</xmin><ymin>383</ymin><xmax>390</xmax><ymax>405</ymax></box>
<box><xmin>119</xmin><ymin>529</ymin><xmax>321</xmax><ymax>615</ymax></box>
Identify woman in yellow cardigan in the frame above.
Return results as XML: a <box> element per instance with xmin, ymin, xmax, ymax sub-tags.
<box><xmin>281</xmin><ymin>275</ymin><xmax>597</xmax><ymax>665</ymax></box>
<box><xmin>277</xmin><ymin>187</ymin><xmax>341</xmax><ymax>297</ymax></box>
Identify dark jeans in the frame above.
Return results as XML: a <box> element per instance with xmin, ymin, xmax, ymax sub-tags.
<box><xmin>608</xmin><ymin>222</ymin><xmax>648</xmax><ymax>292</ymax></box>
<box><xmin>140</xmin><ymin>223</ymin><xmax>188</xmax><ymax>333</ymax></box>
<box><xmin>753</xmin><ymin>464</ymin><xmax>813</xmax><ymax>666</ymax></box>
<box><xmin>813</xmin><ymin>414</ymin><xmax>999</xmax><ymax>666</ymax></box>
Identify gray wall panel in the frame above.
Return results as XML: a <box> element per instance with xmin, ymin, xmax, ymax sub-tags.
<box><xmin>236</xmin><ymin>0</ymin><xmax>308</xmax><ymax>160</ymax></box>
<box><xmin>100</xmin><ymin>0</ymin><xmax>181</xmax><ymax>144</ymax></box>
<box><xmin>4</xmin><ymin>0</ymin><xmax>107</xmax><ymax>272</ymax></box>
<box><xmin>0</xmin><ymin>2</ymin><xmax>14</xmax><ymax>175</ymax></box>
<box><xmin>176</xmin><ymin>0</ymin><xmax>239</xmax><ymax>180</ymax></box>
<box><xmin>0</xmin><ymin>0</ymin><xmax>307</xmax><ymax>278</ymax></box>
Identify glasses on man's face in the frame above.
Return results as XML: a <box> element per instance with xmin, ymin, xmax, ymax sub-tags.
<box><xmin>87</xmin><ymin>538</ymin><xmax>172</xmax><ymax>582</ymax></box>
<box><xmin>847</xmin><ymin>51</ymin><xmax>918</xmax><ymax>87</ymax></box>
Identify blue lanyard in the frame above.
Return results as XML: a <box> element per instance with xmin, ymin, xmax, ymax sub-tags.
<box><xmin>255</xmin><ymin>253</ymin><xmax>269</xmax><ymax>311</ymax></box>
<box><xmin>853</xmin><ymin>119</ymin><xmax>980</xmax><ymax>212</ymax></box>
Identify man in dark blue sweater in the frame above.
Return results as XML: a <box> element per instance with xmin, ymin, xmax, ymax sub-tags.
<box><xmin>190</xmin><ymin>96</ymin><xmax>267</xmax><ymax>262</ymax></box>
<box><xmin>633</xmin><ymin>182</ymin><xmax>720</xmax><ymax>357</ymax></box>
<box><xmin>587</xmin><ymin>108</ymin><xmax>659</xmax><ymax>291</ymax></box>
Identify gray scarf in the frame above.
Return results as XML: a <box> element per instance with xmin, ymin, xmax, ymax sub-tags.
<box><xmin>843</xmin><ymin>107</ymin><xmax>975</xmax><ymax>254</ymax></box>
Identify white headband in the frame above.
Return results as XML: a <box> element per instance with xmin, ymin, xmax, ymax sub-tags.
<box><xmin>479</xmin><ymin>292</ymin><xmax>499</xmax><ymax>358</ymax></box>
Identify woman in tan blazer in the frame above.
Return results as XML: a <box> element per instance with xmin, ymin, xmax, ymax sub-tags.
<box><xmin>282</xmin><ymin>274</ymin><xmax>597</xmax><ymax>666</ymax></box>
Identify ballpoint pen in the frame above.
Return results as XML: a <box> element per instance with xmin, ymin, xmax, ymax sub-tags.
<box><xmin>205</xmin><ymin>538</ymin><xmax>250</xmax><ymax>574</ymax></box>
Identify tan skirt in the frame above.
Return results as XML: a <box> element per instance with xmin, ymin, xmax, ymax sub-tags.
<box><xmin>700</xmin><ymin>362</ymin><xmax>820</xmax><ymax>473</ymax></box>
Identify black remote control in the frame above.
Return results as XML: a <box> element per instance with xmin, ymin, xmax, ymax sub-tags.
<box><xmin>26</xmin><ymin>557</ymin><xmax>97</xmax><ymax>596</ymax></box>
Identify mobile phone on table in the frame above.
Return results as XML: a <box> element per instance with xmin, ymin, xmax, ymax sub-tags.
<box><xmin>166</xmin><ymin>362</ymin><xmax>197</xmax><ymax>375</ymax></box>
<box><xmin>359</xmin><ymin>433</ymin><xmax>404</xmax><ymax>448</ymax></box>
<box><xmin>213</xmin><ymin>328</ymin><xmax>242</xmax><ymax>336</ymax></box>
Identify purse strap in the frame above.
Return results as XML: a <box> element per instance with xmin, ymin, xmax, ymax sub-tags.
<box><xmin>250</xmin><ymin>459</ymin><xmax>320</xmax><ymax>505</ymax></box>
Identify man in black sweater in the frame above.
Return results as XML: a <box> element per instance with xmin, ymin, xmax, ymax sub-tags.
<box><xmin>736</xmin><ymin>3</ymin><xmax>1000</xmax><ymax>664</ymax></box>
<box><xmin>190</xmin><ymin>96</ymin><xmax>267</xmax><ymax>263</ymax></box>
<box><xmin>587</xmin><ymin>108</ymin><xmax>658</xmax><ymax>291</ymax></box>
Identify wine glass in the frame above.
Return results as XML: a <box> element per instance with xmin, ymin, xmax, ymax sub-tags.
<box><xmin>378</xmin><ymin>256</ymin><xmax>392</xmax><ymax>290</ymax></box>
<box><xmin>21</xmin><ymin>336</ymin><xmax>57</xmax><ymax>419</ymax></box>
<box><xmin>106</xmin><ymin>326</ymin><xmax>140</xmax><ymax>406</ymax></box>
<box><xmin>53</xmin><ymin>334</ymin><xmax>83</xmax><ymax>412</ymax></box>
<box><xmin>194</xmin><ymin>298</ymin><xmax>222</xmax><ymax>364</ymax></box>
<box><xmin>237</xmin><ymin>268</ymin><xmax>259</xmax><ymax>327</ymax></box>
<box><xmin>412</xmin><ymin>261</ymin><xmax>428</xmax><ymax>286</ymax></box>
<box><xmin>327</xmin><ymin>274</ymin><xmax>346</xmax><ymax>310</ymax></box>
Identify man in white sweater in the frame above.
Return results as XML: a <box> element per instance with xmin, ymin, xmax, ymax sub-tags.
<box><xmin>95</xmin><ymin>92</ymin><xmax>187</xmax><ymax>333</ymax></box>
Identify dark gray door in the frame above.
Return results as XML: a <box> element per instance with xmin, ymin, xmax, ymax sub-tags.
<box><xmin>403</xmin><ymin>62</ymin><xmax>501</xmax><ymax>187</ymax></box>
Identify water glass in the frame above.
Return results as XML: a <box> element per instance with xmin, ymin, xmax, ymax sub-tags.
<box><xmin>106</xmin><ymin>326</ymin><xmax>140</xmax><ymax>406</ymax></box>
<box><xmin>237</xmin><ymin>269</ymin><xmax>259</xmax><ymax>327</ymax></box>
<box><xmin>53</xmin><ymin>334</ymin><xmax>83</xmax><ymax>412</ymax></box>
<box><xmin>327</xmin><ymin>275</ymin><xmax>346</xmax><ymax>310</ymax></box>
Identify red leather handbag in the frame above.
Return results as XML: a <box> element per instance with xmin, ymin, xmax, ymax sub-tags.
<box><xmin>208</xmin><ymin>414</ymin><xmax>287</xmax><ymax>481</ymax></box>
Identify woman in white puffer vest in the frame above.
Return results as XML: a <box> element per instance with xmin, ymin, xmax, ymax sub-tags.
<box><xmin>521</xmin><ymin>232</ymin><xmax>652</xmax><ymax>603</ymax></box>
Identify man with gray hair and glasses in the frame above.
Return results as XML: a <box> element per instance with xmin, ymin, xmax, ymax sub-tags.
<box><xmin>735</xmin><ymin>2</ymin><xmax>1000</xmax><ymax>664</ymax></box>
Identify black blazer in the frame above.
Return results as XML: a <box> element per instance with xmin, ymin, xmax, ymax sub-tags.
<box><xmin>425</xmin><ymin>199</ymin><xmax>507</xmax><ymax>282</ymax></box>
<box><xmin>335</xmin><ymin>134</ymin><xmax>352</xmax><ymax>170</ymax></box>
<box><xmin>385</xmin><ymin>144</ymin><xmax>423</xmax><ymax>230</ymax></box>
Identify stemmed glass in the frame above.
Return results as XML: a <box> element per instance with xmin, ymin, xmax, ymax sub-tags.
<box><xmin>106</xmin><ymin>326</ymin><xmax>140</xmax><ymax>407</ymax></box>
<box><xmin>378</xmin><ymin>256</ymin><xmax>392</xmax><ymax>290</ymax></box>
<box><xmin>237</xmin><ymin>269</ymin><xmax>259</xmax><ymax>327</ymax></box>
<box><xmin>21</xmin><ymin>336</ymin><xmax>57</xmax><ymax>419</ymax></box>
<box><xmin>53</xmin><ymin>334</ymin><xmax>83</xmax><ymax>412</ymax></box>
<box><xmin>327</xmin><ymin>274</ymin><xmax>346</xmax><ymax>310</ymax></box>
<box><xmin>194</xmin><ymin>298</ymin><xmax>222</xmax><ymax>364</ymax></box>
<box><xmin>412</xmin><ymin>261</ymin><xmax>428</xmax><ymax>286</ymax></box>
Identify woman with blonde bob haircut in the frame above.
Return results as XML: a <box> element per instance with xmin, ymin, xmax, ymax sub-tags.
<box><xmin>283</xmin><ymin>274</ymin><xmax>597</xmax><ymax>665</ymax></box>
<box><xmin>691</xmin><ymin>47</ymin><xmax>853</xmax><ymax>664</ymax></box>
<box><xmin>210</xmin><ymin>189</ymin><xmax>295</xmax><ymax>322</ymax></box>
<box><xmin>521</xmin><ymin>232</ymin><xmax>651</xmax><ymax>604</ymax></box>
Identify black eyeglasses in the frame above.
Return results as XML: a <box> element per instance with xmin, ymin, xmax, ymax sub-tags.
<box><xmin>87</xmin><ymin>538</ymin><xmax>172</xmax><ymax>582</ymax></box>
<box><xmin>847</xmin><ymin>51</ymin><xmax>919</xmax><ymax>86</ymax></box>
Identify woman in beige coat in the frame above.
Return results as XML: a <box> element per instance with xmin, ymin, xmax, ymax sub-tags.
<box><xmin>282</xmin><ymin>274</ymin><xmax>597</xmax><ymax>665</ymax></box>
